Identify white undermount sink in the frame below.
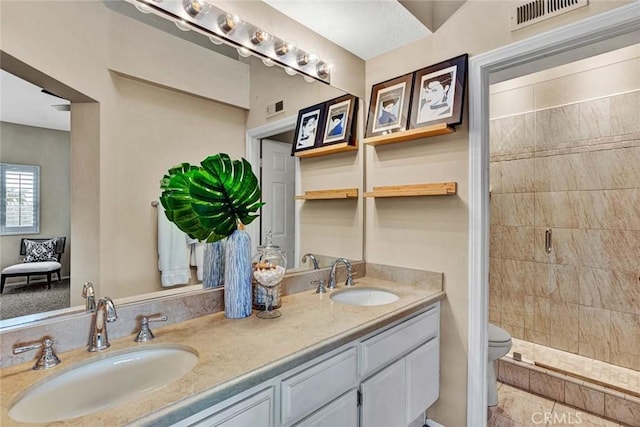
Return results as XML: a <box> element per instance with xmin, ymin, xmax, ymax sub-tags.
<box><xmin>330</xmin><ymin>287</ymin><xmax>399</xmax><ymax>306</ymax></box>
<box><xmin>9</xmin><ymin>345</ymin><xmax>198</xmax><ymax>423</ymax></box>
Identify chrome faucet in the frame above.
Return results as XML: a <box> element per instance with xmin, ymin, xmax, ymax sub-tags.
<box><xmin>134</xmin><ymin>314</ymin><xmax>168</xmax><ymax>342</ymax></box>
<box><xmin>328</xmin><ymin>258</ymin><xmax>355</xmax><ymax>289</ymax></box>
<box><xmin>13</xmin><ymin>338</ymin><xmax>61</xmax><ymax>370</ymax></box>
<box><xmin>88</xmin><ymin>297</ymin><xmax>118</xmax><ymax>352</ymax></box>
<box><xmin>301</xmin><ymin>253</ymin><xmax>320</xmax><ymax>270</ymax></box>
<box><xmin>82</xmin><ymin>282</ymin><xmax>96</xmax><ymax>312</ymax></box>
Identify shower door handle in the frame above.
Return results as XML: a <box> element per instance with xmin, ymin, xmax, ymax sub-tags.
<box><xmin>545</xmin><ymin>229</ymin><xmax>552</xmax><ymax>254</ymax></box>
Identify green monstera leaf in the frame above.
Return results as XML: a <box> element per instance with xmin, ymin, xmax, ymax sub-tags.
<box><xmin>159</xmin><ymin>154</ymin><xmax>264</xmax><ymax>243</ymax></box>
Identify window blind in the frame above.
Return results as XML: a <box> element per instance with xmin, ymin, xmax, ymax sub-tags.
<box><xmin>0</xmin><ymin>163</ymin><xmax>40</xmax><ymax>234</ymax></box>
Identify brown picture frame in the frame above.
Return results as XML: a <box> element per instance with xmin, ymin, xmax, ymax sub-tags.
<box><xmin>409</xmin><ymin>54</ymin><xmax>468</xmax><ymax>129</ymax></box>
<box><xmin>365</xmin><ymin>73</ymin><xmax>413</xmax><ymax>138</ymax></box>
<box><xmin>321</xmin><ymin>94</ymin><xmax>358</xmax><ymax>146</ymax></box>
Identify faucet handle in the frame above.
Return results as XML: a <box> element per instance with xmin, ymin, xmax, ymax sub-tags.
<box><xmin>13</xmin><ymin>338</ymin><xmax>61</xmax><ymax>370</ymax></box>
<box><xmin>134</xmin><ymin>315</ymin><xmax>168</xmax><ymax>342</ymax></box>
<box><xmin>312</xmin><ymin>279</ymin><xmax>326</xmax><ymax>294</ymax></box>
<box><xmin>82</xmin><ymin>282</ymin><xmax>97</xmax><ymax>312</ymax></box>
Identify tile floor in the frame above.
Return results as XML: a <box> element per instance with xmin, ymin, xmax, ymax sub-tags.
<box><xmin>489</xmin><ymin>383</ymin><xmax>625</xmax><ymax>427</ymax></box>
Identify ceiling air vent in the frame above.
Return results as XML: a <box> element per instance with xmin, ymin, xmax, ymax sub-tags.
<box><xmin>511</xmin><ymin>0</ymin><xmax>588</xmax><ymax>30</ymax></box>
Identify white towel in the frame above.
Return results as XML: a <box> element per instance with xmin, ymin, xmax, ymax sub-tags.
<box><xmin>190</xmin><ymin>242</ymin><xmax>205</xmax><ymax>281</ymax></box>
<box><xmin>157</xmin><ymin>204</ymin><xmax>191</xmax><ymax>287</ymax></box>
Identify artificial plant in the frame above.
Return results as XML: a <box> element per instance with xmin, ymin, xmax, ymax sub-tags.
<box><xmin>160</xmin><ymin>153</ymin><xmax>264</xmax><ymax>241</ymax></box>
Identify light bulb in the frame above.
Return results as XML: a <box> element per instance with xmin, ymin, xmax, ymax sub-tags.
<box><xmin>316</xmin><ymin>61</ymin><xmax>332</xmax><ymax>78</ymax></box>
<box><xmin>274</xmin><ymin>40</ymin><xmax>293</xmax><ymax>57</ymax></box>
<box><xmin>297</xmin><ymin>52</ymin><xmax>310</xmax><ymax>67</ymax></box>
<box><xmin>303</xmin><ymin>76</ymin><xmax>315</xmax><ymax>84</ymax></box>
<box><xmin>237</xmin><ymin>47</ymin><xmax>252</xmax><ymax>58</ymax></box>
<box><xmin>183</xmin><ymin>0</ymin><xmax>210</xmax><ymax>17</ymax></box>
<box><xmin>251</xmin><ymin>29</ymin><xmax>271</xmax><ymax>46</ymax></box>
<box><xmin>284</xmin><ymin>67</ymin><xmax>297</xmax><ymax>76</ymax></box>
<box><xmin>218</xmin><ymin>14</ymin><xmax>238</xmax><ymax>34</ymax></box>
<box><xmin>209</xmin><ymin>35</ymin><xmax>223</xmax><ymax>45</ymax></box>
<box><xmin>134</xmin><ymin>3</ymin><xmax>152</xmax><ymax>13</ymax></box>
<box><xmin>175</xmin><ymin>20</ymin><xmax>191</xmax><ymax>31</ymax></box>
<box><xmin>262</xmin><ymin>57</ymin><xmax>275</xmax><ymax>67</ymax></box>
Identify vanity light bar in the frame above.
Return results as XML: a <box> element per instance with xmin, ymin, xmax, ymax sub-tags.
<box><xmin>128</xmin><ymin>0</ymin><xmax>332</xmax><ymax>84</ymax></box>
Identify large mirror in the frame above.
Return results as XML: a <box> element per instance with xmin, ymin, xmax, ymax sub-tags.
<box><xmin>0</xmin><ymin>0</ymin><xmax>364</xmax><ymax>326</ymax></box>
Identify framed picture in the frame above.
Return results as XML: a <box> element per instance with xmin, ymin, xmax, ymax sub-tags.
<box><xmin>292</xmin><ymin>102</ymin><xmax>326</xmax><ymax>154</ymax></box>
<box><xmin>321</xmin><ymin>94</ymin><xmax>358</xmax><ymax>146</ymax></box>
<box><xmin>409</xmin><ymin>53</ymin><xmax>468</xmax><ymax>129</ymax></box>
<box><xmin>365</xmin><ymin>73</ymin><xmax>413</xmax><ymax>138</ymax></box>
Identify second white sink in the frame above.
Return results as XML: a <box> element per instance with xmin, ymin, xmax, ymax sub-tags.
<box><xmin>330</xmin><ymin>287</ymin><xmax>399</xmax><ymax>306</ymax></box>
<box><xmin>9</xmin><ymin>345</ymin><xmax>198</xmax><ymax>423</ymax></box>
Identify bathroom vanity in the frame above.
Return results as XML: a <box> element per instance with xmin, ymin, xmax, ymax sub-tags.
<box><xmin>0</xmin><ymin>273</ymin><xmax>444</xmax><ymax>427</ymax></box>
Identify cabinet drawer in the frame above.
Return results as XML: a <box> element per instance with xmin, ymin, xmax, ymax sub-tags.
<box><xmin>294</xmin><ymin>389</ymin><xmax>358</xmax><ymax>427</ymax></box>
<box><xmin>360</xmin><ymin>305</ymin><xmax>438</xmax><ymax>377</ymax></box>
<box><xmin>281</xmin><ymin>347</ymin><xmax>358</xmax><ymax>425</ymax></box>
<box><xmin>176</xmin><ymin>387</ymin><xmax>274</xmax><ymax>427</ymax></box>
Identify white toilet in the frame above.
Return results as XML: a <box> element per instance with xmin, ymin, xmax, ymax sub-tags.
<box><xmin>488</xmin><ymin>323</ymin><xmax>512</xmax><ymax>406</ymax></box>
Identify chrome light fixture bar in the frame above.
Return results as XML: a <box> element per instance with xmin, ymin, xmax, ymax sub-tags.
<box><xmin>128</xmin><ymin>0</ymin><xmax>332</xmax><ymax>84</ymax></box>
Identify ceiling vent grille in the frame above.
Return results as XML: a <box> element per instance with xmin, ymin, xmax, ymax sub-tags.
<box><xmin>511</xmin><ymin>0</ymin><xmax>588</xmax><ymax>30</ymax></box>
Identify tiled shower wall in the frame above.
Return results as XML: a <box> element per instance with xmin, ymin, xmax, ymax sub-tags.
<box><xmin>489</xmin><ymin>89</ymin><xmax>640</xmax><ymax>371</ymax></box>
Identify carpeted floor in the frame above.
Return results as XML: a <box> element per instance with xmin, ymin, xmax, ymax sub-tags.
<box><xmin>0</xmin><ymin>279</ymin><xmax>70</xmax><ymax>320</ymax></box>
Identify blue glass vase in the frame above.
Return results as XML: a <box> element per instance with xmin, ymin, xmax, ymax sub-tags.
<box><xmin>223</xmin><ymin>226</ymin><xmax>252</xmax><ymax>319</ymax></box>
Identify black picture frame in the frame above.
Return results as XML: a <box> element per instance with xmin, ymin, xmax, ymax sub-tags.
<box><xmin>321</xmin><ymin>94</ymin><xmax>358</xmax><ymax>146</ymax></box>
<box><xmin>409</xmin><ymin>53</ymin><xmax>468</xmax><ymax>129</ymax></box>
<box><xmin>365</xmin><ymin>73</ymin><xmax>413</xmax><ymax>138</ymax></box>
<box><xmin>291</xmin><ymin>102</ymin><xmax>326</xmax><ymax>154</ymax></box>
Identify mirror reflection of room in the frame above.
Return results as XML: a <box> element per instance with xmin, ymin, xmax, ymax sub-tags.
<box><xmin>0</xmin><ymin>70</ymin><xmax>71</xmax><ymax>320</ymax></box>
<box><xmin>0</xmin><ymin>0</ymin><xmax>363</xmax><ymax>324</ymax></box>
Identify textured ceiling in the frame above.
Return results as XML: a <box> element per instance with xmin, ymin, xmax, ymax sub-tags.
<box><xmin>262</xmin><ymin>0</ymin><xmax>432</xmax><ymax>60</ymax></box>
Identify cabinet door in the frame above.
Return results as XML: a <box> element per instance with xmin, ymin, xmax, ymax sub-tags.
<box><xmin>181</xmin><ymin>387</ymin><xmax>274</xmax><ymax>427</ymax></box>
<box><xmin>294</xmin><ymin>389</ymin><xmax>358</xmax><ymax>427</ymax></box>
<box><xmin>281</xmin><ymin>348</ymin><xmax>357</xmax><ymax>425</ymax></box>
<box><xmin>360</xmin><ymin>359</ymin><xmax>406</xmax><ymax>427</ymax></box>
<box><xmin>406</xmin><ymin>339</ymin><xmax>439</xmax><ymax>423</ymax></box>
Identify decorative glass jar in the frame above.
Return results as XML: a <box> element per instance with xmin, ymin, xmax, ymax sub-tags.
<box><xmin>251</xmin><ymin>233</ymin><xmax>287</xmax><ymax>317</ymax></box>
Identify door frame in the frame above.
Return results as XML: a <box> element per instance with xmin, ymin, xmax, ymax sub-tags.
<box><xmin>246</xmin><ymin>116</ymin><xmax>301</xmax><ymax>266</ymax></box>
<box><xmin>467</xmin><ymin>3</ymin><xmax>640</xmax><ymax>425</ymax></box>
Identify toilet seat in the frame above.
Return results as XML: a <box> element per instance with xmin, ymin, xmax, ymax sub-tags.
<box><xmin>488</xmin><ymin>324</ymin><xmax>511</xmax><ymax>346</ymax></box>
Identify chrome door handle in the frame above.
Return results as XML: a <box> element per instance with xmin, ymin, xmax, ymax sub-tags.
<box><xmin>545</xmin><ymin>229</ymin><xmax>552</xmax><ymax>254</ymax></box>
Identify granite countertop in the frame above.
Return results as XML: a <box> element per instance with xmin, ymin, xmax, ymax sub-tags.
<box><xmin>0</xmin><ymin>276</ymin><xmax>444</xmax><ymax>426</ymax></box>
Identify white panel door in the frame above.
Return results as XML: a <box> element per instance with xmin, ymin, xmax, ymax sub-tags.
<box><xmin>360</xmin><ymin>358</ymin><xmax>406</xmax><ymax>427</ymax></box>
<box><xmin>261</xmin><ymin>139</ymin><xmax>295</xmax><ymax>263</ymax></box>
<box><xmin>406</xmin><ymin>339</ymin><xmax>440</xmax><ymax>423</ymax></box>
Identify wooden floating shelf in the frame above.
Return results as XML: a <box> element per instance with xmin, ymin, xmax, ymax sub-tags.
<box><xmin>294</xmin><ymin>142</ymin><xmax>358</xmax><ymax>158</ymax></box>
<box><xmin>363</xmin><ymin>123</ymin><xmax>454</xmax><ymax>146</ymax></box>
<box><xmin>295</xmin><ymin>188</ymin><xmax>359</xmax><ymax>200</ymax></box>
<box><xmin>364</xmin><ymin>182</ymin><xmax>457</xmax><ymax>198</ymax></box>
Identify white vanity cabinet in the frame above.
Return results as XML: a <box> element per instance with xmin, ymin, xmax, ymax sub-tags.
<box><xmin>168</xmin><ymin>302</ymin><xmax>439</xmax><ymax>427</ymax></box>
<box><xmin>359</xmin><ymin>306</ymin><xmax>440</xmax><ymax>427</ymax></box>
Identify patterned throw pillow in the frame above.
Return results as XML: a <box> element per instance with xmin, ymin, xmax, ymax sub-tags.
<box><xmin>23</xmin><ymin>239</ymin><xmax>57</xmax><ymax>263</ymax></box>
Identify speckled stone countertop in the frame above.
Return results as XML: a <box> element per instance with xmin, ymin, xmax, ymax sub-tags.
<box><xmin>0</xmin><ymin>275</ymin><xmax>444</xmax><ymax>426</ymax></box>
